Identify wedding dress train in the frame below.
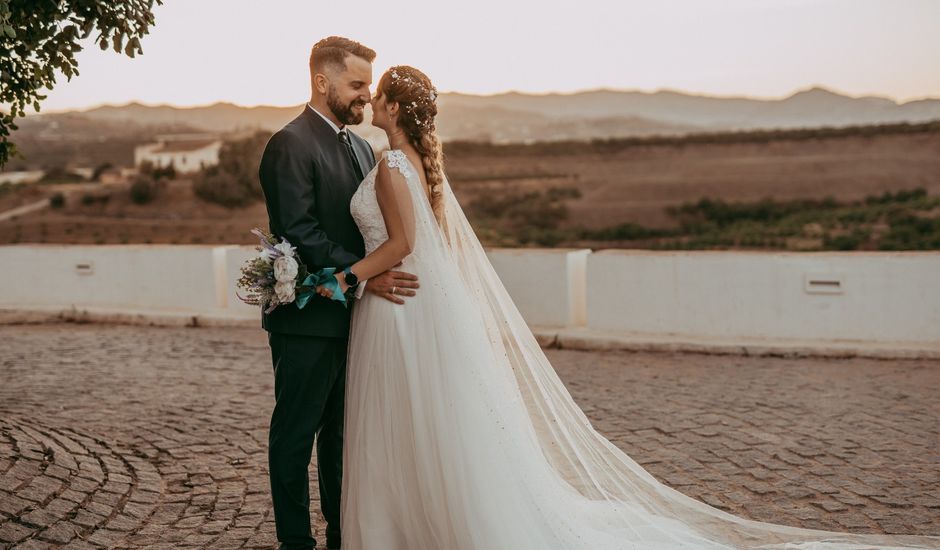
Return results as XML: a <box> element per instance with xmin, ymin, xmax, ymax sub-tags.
<box><xmin>340</xmin><ymin>150</ymin><xmax>937</xmax><ymax>550</ymax></box>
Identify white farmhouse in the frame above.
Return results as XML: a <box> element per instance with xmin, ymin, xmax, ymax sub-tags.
<box><xmin>0</xmin><ymin>170</ymin><xmax>45</xmax><ymax>185</ymax></box>
<box><xmin>134</xmin><ymin>134</ymin><xmax>223</xmax><ymax>174</ymax></box>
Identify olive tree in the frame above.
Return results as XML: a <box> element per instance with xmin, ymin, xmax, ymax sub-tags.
<box><xmin>0</xmin><ymin>0</ymin><xmax>162</xmax><ymax>167</ymax></box>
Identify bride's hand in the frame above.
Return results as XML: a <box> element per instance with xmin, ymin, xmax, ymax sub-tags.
<box><xmin>316</xmin><ymin>285</ymin><xmax>334</xmax><ymax>299</ymax></box>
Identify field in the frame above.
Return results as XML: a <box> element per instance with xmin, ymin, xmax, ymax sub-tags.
<box><xmin>1</xmin><ymin>122</ymin><xmax>938</xmax><ymax>249</ymax></box>
<box><xmin>0</xmin><ymin>179</ymin><xmax>266</xmax><ymax>245</ymax></box>
<box><xmin>446</xmin><ymin>124</ymin><xmax>940</xmax><ymax>228</ymax></box>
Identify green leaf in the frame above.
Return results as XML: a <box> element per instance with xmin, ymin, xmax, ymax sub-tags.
<box><xmin>0</xmin><ymin>0</ymin><xmax>160</xmax><ymax>168</ymax></box>
<box><xmin>124</xmin><ymin>37</ymin><xmax>140</xmax><ymax>58</ymax></box>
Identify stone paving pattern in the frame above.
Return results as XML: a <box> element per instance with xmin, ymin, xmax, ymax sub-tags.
<box><xmin>0</xmin><ymin>324</ymin><xmax>937</xmax><ymax>548</ymax></box>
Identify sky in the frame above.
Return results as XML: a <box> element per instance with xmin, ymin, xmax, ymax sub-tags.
<box><xmin>37</xmin><ymin>0</ymin><xmax>940</xmax><ymax>112</ymax></box>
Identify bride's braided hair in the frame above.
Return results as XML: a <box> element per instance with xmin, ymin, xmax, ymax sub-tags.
<box><xmin>379</xmin><ymin>66</ymin><xmax>445</xmax><ymax>227</ymax></box>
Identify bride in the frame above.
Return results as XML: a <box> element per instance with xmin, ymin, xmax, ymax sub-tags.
<box><xmin>316</xmin><ymin>66</ymin><xmax>938</xmax><ymax>550</ymax></box>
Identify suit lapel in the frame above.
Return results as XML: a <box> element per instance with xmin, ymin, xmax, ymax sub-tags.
<box><xmin>301</xmin><ymin>106</ymin><xmax>340</xmax><ymax>148</ymax></box>
<box><xmin>302</xmin><ymin>105</ymin><xmax>371</xmax><ymax>181</ymax></box>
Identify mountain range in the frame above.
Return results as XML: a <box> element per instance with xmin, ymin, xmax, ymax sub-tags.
<box><xmin>25</xmin><ymin>85</ymin><xmax>940</xmax><ymax>146</ymax></box>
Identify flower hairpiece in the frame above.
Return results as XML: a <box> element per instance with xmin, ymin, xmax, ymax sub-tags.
<box><xmin>388</xmin><ymin>69</ymin><xmax>437</xmax><ymax>106</ymax></box>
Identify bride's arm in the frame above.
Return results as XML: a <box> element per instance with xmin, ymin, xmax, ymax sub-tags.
<box><xmin>334</xmin><ymin>161</ymin><xmax>416</xmax><ymax>293</ymax></box>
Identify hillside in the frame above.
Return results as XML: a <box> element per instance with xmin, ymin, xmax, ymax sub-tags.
<box><xmin>2</xmin><ymin>121</ymin><xmax>937</xmax><ymax>251</ymax></box>
<box><xmin>9</xmin><ymin>85</ymin><xmax>938</xmax><ymax>171</ymax></box>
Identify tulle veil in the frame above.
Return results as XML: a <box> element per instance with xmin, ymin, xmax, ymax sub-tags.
<box><xmin>415</xmin><ymin>171</ymin><xmax>940</xmax><ymax>550</ymax></box>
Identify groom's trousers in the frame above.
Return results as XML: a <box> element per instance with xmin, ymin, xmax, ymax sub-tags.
<box><xmin>268</xmin><ymin>331</ymin><xmax>347</xmax><ymax>549</ymax></box>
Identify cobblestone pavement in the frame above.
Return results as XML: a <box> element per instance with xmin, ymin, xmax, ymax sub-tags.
<box><xmin>0</xmin><ymin>323</ymin><xmax>937</xmax><ymax>549</ymax></box>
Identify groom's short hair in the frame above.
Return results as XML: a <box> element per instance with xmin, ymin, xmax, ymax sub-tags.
<box><xmin>310</xmin><ymin>36</ymin><xmax>376</xmax><ymax>76</ymax></box>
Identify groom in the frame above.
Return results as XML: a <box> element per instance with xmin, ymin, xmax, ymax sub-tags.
<box><xmin>258</xmin><ymin>36</ymin><xmax>419</xmax><ymax>550</ymax></box>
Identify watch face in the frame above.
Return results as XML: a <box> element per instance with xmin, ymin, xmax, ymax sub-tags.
<box><xmin>345</xmin><ymin>270</ymin><xmax>359</xmax><ymax>286</ymax></box>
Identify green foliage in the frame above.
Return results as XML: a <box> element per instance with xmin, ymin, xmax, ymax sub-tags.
<box><xmin>39</xmin><ymin>165</ymin><xmax>85</xmax><ymax>184</ymax></box>
<box><xmin>878</xmin><ymin>214</ymin><xmax>940</xmax><ymax>250</ymax></box>
<box><xmin>822</xmin><ymin>228</ymin><xmax>872</xmax><ymax>251</ymax></box>
<box><xmin>138</xmin><ymin>160</ymin><xmax>176</xmax><ymax>181</ymax></box>
<box><xmin>91</xmin><ymin>162</ymin><xmax>113</xmax><ymax>181</ymax></box>
<box><xmin>667</xmin><ymin>196</ymin><xmax>840</xmax><ymax>229</ymax></box>
<box><xmin>80</xmin><ymin>193</ymin><xmax>109</xmax><ymax>206</ymax></box>
<box><xmin>193</xmin><ymin>131</ymin><xmax>268</xmax><ymax>208</ymax></box>
<box><xmin>472</xmin><ymin>186</ymin><xmax>940</xmax><ymax>251</ymax></box>
<box><xmin>130</xmin><ymin>173</ymin><xmax>160</xmax><ymax>204</ymax></box>
<box><xmin>464</xmin><ymin>185</ymin><xmax>581</xmax><ymax>245</ymax></box>
<box><xmin>864</xmin><ymin>188</ymin><xmax>927</xmax><ymax>205</ymax></box>
<box><xmin>648</xmin><ymin>188</ymin><xmax>939</xmax><ymax>251</ymax></box>
<box><xmin>577</xmin><ymin>223</ymin><xmax>671</xmax><ymax>241</ymax></box>
<box><xmin>49</xmin><ymin>192</ymin><xmax>65</xmax><ymax>208</ymax></box>
<box><xmin>0</xmin><ymin>0</ymin><xmax>162</xmax><ymax>167</ymax></box>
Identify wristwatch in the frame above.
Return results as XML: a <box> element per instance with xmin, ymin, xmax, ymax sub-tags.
<box><xmin>343</xmin><ymin>266</ymin><xmax>359</xmax><ymax>287</ymax></box>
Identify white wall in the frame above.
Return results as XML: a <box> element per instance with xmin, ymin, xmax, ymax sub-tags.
<box><xmin>487</xmin><ymin>248</ymin><xmax>588</xmax><ymax>327</ymax></box>
<box><xmin>1</xmin><ymin>245</ymin><xmax>937</xmax><ymax>348</ymax></box>
<box><xmin>134</xmin><ymin>142</ymin><xmax>222</xmax><ymax>174</ymax></box>
<box><xmin>0</xmin><ymin>245</ymin><xmax>223</xmax><ymax>312</ymax></box>
<box><xmin>221</xmin><ymin>246</ymin><xmax>588</xmax><ymax>326</ymax></box>
<box><xmin>0</xmin><ymin>171</ymin><xmax>44</xmax><ymax>186</ymax></box>
<box><xmin>586</xmin><ymin>250</ymin><xmax>940</xmax><ymax>345</ymax></box>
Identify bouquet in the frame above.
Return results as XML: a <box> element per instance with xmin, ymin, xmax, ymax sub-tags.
<box><xmin>237</xmin><ymin>228</ymin><xmax>346</xmax><ymax>313</ymax></box>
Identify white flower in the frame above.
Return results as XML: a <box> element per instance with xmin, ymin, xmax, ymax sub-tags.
<box><xmin>273</xmin><ymin>255</ymin><xmax>299</xmax><ymax>283</ymax></box>
<box><xmin>274</xmin><ymin>240</ymin><xmax>295</xmax><ymax>257</ymax></box>
<box><xmin>274</xmin><ymin>280</ymin><xmax>296</xmax><ymax>303</ymax></box>
<box><xmin>258</xmin><ymin>248</ymin><xmax>276</xmax><ymax>263</ymax></box>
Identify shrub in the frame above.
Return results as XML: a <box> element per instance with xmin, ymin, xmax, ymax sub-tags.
<box><xmin>578</xmin><ymin>223</ymin><xmax>668</xmax><ymax>241</ymax></box>
<box><xmin>138</xmin><ymin>160</ymin><xmax>176</xmax><ymax>181</ymax></box>
<box><xmin>193</xmin><ymin>131</ymin><xmax>268</xmax><ymax>208</ymax></box>
<box><xmin>879</xmin><ymin>216</ymin><xmax>940</xmax><ymax>250</ymax></box>
<box><xmin>39</xmin><ymin>166</ymin><xmax>85</xmax><ymax>184</ymax></box>
<box><xmin>193</xmin><ymin>169</ymin><xmax>259</xmax><ymax>208</ymax></box>
<box><xmin>151</xmin><ymin>162</ymin><xmax>176</xmax><ymax>181</ymax></box>
<box><xmin>466</xmin><ymin>185</ymin><xmax>580</xmax><ymax>233</ymax></box>
<box><xmin>130</xmin><ymin>174</ymin><xmax>159</xmax><ymax>204</ymax></box>
<box><xmin>49</xmin><ymin>192</ymin><xmax>65</xmax><ymax>208</ymax></box>
<box><xmin>91</xmin><ymin>162</ymin><xmax>114</xmax><ymax>181</ymax></box>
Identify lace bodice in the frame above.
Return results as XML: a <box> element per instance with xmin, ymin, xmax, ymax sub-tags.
<box><xmin>350</xmin><ymin>150</ymin><xmax>417</xmax><ymax>255</ymax></box>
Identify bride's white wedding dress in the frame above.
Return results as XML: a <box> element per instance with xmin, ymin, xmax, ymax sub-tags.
<box><xmin>340</xmin><ymin>150</ymin><xmax>937</xmax><ymax>550</ymax></box>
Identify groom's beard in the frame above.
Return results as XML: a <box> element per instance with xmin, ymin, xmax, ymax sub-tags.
<box><xmin>327</xmin><ymin>85</ymin><xmax>366</xmax><ymax>125</ymax></box>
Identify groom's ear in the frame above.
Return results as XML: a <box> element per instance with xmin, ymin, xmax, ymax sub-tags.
<box><xmin>312</xmin><ymin>72</ymin><xmax>330</xmax><ymax>95</ymax></box>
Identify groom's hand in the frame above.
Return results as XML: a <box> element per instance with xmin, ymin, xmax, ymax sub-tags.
<box><xmin>367</xmin><ymin>265</ymin><xmax>419</xmax><ymax>304</ymax></box>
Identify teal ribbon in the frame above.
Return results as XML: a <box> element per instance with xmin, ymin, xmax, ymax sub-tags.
<box><xmin>295</xmin><ymin>267</ymin><xmax>348</xmax><ymax>309</ymax></box>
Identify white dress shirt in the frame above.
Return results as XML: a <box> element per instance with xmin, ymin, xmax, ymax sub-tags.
<box><xmin>308</xmin><ymin>103</ymin><xmax>344</xmax><ymax>134</ymax></box>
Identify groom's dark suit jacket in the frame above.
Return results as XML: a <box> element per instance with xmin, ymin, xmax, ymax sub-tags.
<box><xmin>259</xmin><ymin>105</ymin><xmax>376</xmax><ymax>338</ymax></box>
